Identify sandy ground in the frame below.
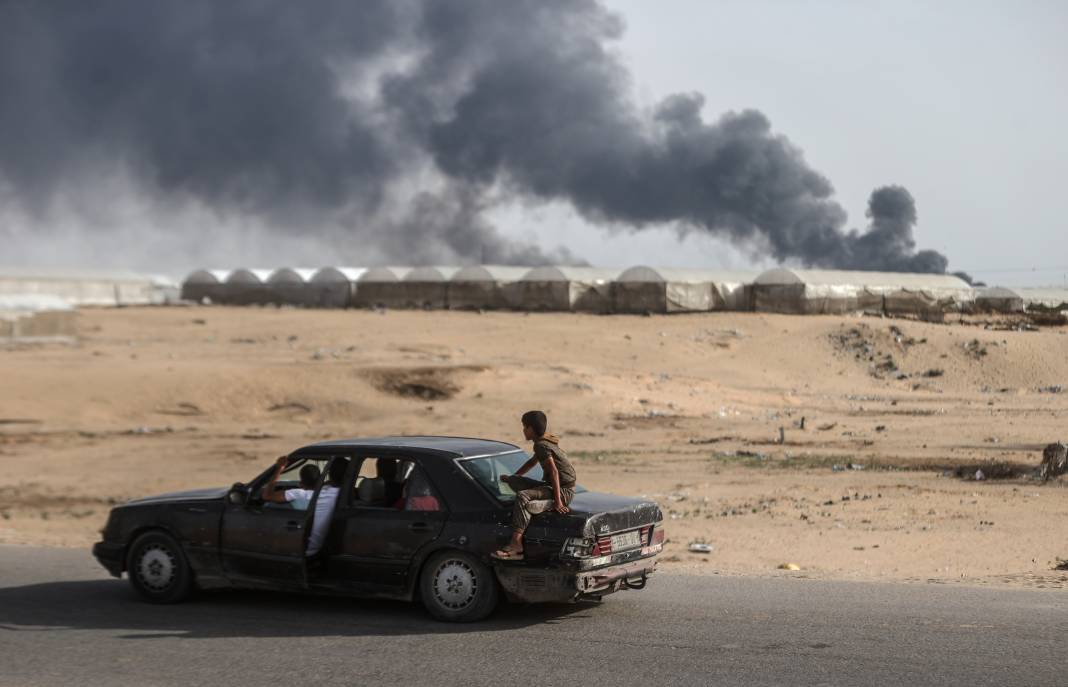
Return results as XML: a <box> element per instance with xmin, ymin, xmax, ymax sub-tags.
<box><xmin>2</xmin><ymin>306</ymin><xmax>1067</xmax><ymax>588</ymax></box>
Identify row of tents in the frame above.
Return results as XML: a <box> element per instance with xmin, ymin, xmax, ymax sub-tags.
<box><xmin>180</xmin><ymin>265</ymin><xmax>1068</xmax><ymax>316</ymax></box>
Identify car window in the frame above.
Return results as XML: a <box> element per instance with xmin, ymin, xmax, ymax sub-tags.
<box><xmin>461</xmin><ymin>451</ymin><xmax>586</xmax><ymax>501</ymax></box>
<box><xmin>403</xmin><ymin>466</ymin><xmax>444</xmax><ymax>512</ymax></box>
<box><xmin>252</xmin><ymin>456</ymin><xmax>343</xmax><ymax>502</ymax></box>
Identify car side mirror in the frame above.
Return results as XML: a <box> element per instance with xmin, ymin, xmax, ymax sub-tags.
<box><xmin>228</xmin><ymin>483</ymin><xmax>249</xmax><ymax>506</ymax></box>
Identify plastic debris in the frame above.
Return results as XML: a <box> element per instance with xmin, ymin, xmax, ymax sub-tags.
<box><xmin>974</xmin><ymin>469</ymin><xmax>986</xmax><ymax>481</ymax></box>
<box><xmin>777</xmin><ymin>563</ymin><xmax>801</xmax><ymax>571</ymax></box>
<box><xmin>688</xmin><ymin>543</ymin><xmax>713</xmax><ymax>554</ymax></box>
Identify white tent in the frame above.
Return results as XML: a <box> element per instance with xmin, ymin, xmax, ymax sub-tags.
<box><xmin>1016</xmin><ymin>287</ymin><xmax>1068</xmax><ymax>312</ymax></box>
<box><xmin>972</xmin><ymin>286</ymin><xmax>1025</xmax><ymax>313</ymax></box>
<box><xmin>308</xmin><ymin>267</ymin><xmax>365</xmax><ymax>308</ymax></box>
<box><xmin>399</xmin><ymin>266</ymin><xmax>461</xmax><ymax>309</ymax></box>
<box><xmin>0</xmin><ymin>294</ymin><xmax>77</xmax><ymax>342</ymax></box>
<box><xmin>222</xmin><ymin>268</ymin><xmax>273</xmax><ymax>305</ymax></box>
<box><xmin>514</xmin><ymin>266</ymin><xmax>621</xmax><ymax>312</ymax></box>
<box><xmin>266</xmin><ymin>268</ymin><xmax>318</xmax><ymax>307</ymax></box>
<box><xmin>0</xmin><ymin>267</ymin><xmax>178</xmax><ymax>307</ymax></box>
<box><xmin>180</xmin><ymin>269</ymin><xmax>231</xmax><ymax>304</ymax></box>
<box><xmin>611</xmin><ymin>266</ymin><xmax>755</xmax><ymax>313</ymax></box>
<box><xmin>351</xmin><ymin>267</ymin><xmax>413</xmax><ymax>308</ymax></box>
<box><xmin>447</xmin><ymin>266</ymin><xmax>528</xmax><ymax>310</ymax></box>
<box><xmin>751</xmin><ymin>268</ymin><xmax>973</xmax><ymax>317</ymax></box>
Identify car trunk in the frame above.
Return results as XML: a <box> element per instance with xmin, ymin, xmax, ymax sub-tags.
<box><xmin>520</xmin><ymin>491</ymin><xmax>662</xmax><ymax>563</ymax></box>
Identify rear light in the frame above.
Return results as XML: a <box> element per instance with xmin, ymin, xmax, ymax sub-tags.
<box><xmin>561</xmin><ymin>537</ymin><xmax>595</xmax><ymax>558</ymax></box>
<box><xmin>651</xmin><ymin>526</ymin><xmax>665</xmax><ymax>546</ymax></box>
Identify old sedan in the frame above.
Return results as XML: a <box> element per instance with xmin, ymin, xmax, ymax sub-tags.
<box><xmin>93</xmin><ymin>436</ymin><xmax>664</xmax><ymax>621</ymax></box>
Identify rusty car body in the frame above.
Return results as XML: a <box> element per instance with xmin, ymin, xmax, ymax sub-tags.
<box><xmin>93</xmin><ymin>436</ymin><xmax>664</xmax><ymax>621</ymax></box>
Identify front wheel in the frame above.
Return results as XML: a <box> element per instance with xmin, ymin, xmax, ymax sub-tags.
<box><xmin>419</xmin><ymin>551</ymin><xmax>498</xmax><ymax>622</ymax></box>
<box><xmin>126</xmin><ymin>531</ymin><xmax>193</xmax><ymax>604</ymax></box>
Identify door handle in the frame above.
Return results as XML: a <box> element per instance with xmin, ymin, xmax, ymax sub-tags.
<box><xmin>185</xmin><ymin>506</ymin><xmax>207</xmax><ymax>513</ymax></box>
<box><xmin>408</xmin><ymin>522</ymin><xmax>431</xmax><ymax>532</ymax></box>
<box><xmin>285</xmin><ymin>521</ymin><xmax>302</xmax><ymax>531</ymax></box>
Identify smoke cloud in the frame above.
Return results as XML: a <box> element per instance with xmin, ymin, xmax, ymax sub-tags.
<box><xmin>0</xmin><ymin>0</ymin><xmax>950</xmax><ymax>274</ymax></box>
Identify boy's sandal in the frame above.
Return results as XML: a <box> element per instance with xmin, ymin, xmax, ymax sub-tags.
<box><xmin>491</xmin><ymin>549</ymin><xmax>524</xmax><ymax>561</ymax></box>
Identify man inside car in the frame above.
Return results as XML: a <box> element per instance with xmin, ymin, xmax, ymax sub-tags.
<box><xmin>260</xmin><ymin>456</ymin><xmax>347</xmax><ymax>556</ymax></box>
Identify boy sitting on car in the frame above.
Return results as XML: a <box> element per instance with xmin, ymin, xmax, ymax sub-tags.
<box><xmin>492</xmin><ymin>410</ymin><xmax>577</xmax><ymax>561</ymax></box>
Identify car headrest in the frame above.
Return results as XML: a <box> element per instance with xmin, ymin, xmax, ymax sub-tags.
<box><xmin>358</xmin><ymin>477</ymin><xmax>385</xmax><ymax>503</ymax></box>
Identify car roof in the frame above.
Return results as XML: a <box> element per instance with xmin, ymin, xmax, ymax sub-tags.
<box><xmin>292</xmin><ymin>435</ymin><xmax>522</xmax><ymax>458</ymax></box>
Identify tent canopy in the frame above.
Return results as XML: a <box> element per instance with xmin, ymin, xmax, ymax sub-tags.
<box><xmin>226</xmin><ymin>269</ymin><xmax>273</xmax><ymax>284</ymax></box>
<box><xmin>521</xmin><ymin>266</ymin><xmax>621</xmax><ymax>283</ymax></box>
<box><xmin>451</xmin><ymin>265</ymin><xmax>529</xmax><ymax>282</ymax></box>
<box><xmin>310</xmin><ymin>267</ymin><xmax>366</xmax><ymax>283</ymax></box>
<box><xmin>182</xmin><ymin>269</ymin><xmax>231</xmax><ymax>285</ymax></box>
<box><xmin>358</xmin><ymin>266</ymin><xmax>412</xmax><ymax>283</ymax></box>
<box><xmin>404</xmin><ymin>266</ymin><xmax>462</xmax><ymax>282</ymax></box>
<box><xmin>754</xmin><ymin>268</ymin><xmax>970</xmax><ymax>290</ymax></box>
<box><xmin>267</xmin><ymin>268</ymin><xmax>317</xmax><ymax>284</ymax></box>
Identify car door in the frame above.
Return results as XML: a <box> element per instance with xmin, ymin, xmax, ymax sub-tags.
<box><xmin>323</xmin><ymin>459</ymin><xmax>447</xmax><ymax>591</ymax></box>
<box><xmin>218</xmin><ymin>457</ymin><xmax>335</xmax><ymax>587</ymax></box>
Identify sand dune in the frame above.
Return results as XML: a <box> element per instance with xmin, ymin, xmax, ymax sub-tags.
<box><xmin>2</xmin><ymin>307</ymin><xmax>1066</xmax><ymax>586</ymax></box>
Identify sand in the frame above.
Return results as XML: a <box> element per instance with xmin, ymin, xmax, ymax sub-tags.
<box><xmin>2</xmin><ymin>306</ymin><xmax>1067</xmax><ymax>587</ymax></box>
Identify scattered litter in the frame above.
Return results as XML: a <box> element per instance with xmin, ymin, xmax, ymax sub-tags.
<box><xmin>974</xmin><ymin>469</ymin><xmax>986</xmax><ymax>481</ymax></box>
<box><xmin>1037</xmin><ymin>385</ymin><xmax>1064</xmax><ymax>394</ymax></box>
<box><xmin>688</xmin><ymin>543</ymin><xmax>714</xmax><ymax>554</ymax></box>
<box><xmin>777</xmin><ymin>563</ymin><xmax>801</xmax><ymax>571</ymax></box>
<box><xmin>850</xmin><ymin>463</ymin><xmax>865</xmax><ymax>471</ymax></box>
<box><xmin>155</xmin><ymin>402</ymin><xmax>203</xmax><ymax>417</ymax></box>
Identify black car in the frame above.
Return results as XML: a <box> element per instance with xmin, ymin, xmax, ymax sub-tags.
<box><xmin>93</xmin><ymin>436</ymin><xmax>664</xmax><ymax>621</ymax></box>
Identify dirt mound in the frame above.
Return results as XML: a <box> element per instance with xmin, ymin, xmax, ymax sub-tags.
<box><xmin>365</xmin><ymin>365</ymin><xmax>485</xmax><ymax>401</ymax></box>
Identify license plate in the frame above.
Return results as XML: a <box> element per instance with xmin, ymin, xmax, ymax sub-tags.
<box><xmin>611</xmin><ymin>530</ymin><xmax>642</xmax><ymax>551</ymax></box>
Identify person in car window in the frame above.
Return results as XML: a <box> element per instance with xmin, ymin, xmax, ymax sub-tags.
<box><xmin>261</xmin><ymin>457</ymin><xmax>346</xmax><ymax>556</ymax></box>
<box><xmin>492</xmin><ymin>410</ymin><xmax>577</xmax><ymax>561</ymax></box>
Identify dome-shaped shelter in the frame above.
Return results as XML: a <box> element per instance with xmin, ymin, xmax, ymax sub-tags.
<box><xmin>266</xmin><ymin>268</ymin><xmax>318</xmax><ymax>307</ymax></box>
<box><xmin>351</xmin><ymin>267</ymin><xmax>413</xmax><ymax>308</ymax></box>
<box><xmin>397</xmin><ymin>266</ymin><xmax>461</xmax><ymax>309</ymax></box>
<box><xmin>308</xmin><ymin>267</ymin><xmax>366</xmax><ymax>308</ymax></box>
<box><xmin>972</xmin><ymin>286</ymin><xmax>1025</xmax><ymax>313</ymax></box>
<box><xmin>752</xmin><ymin>268</ymin><xmax>973</xmax><ymax>318</ymax></box>
<box><xmin>447</xmin><ymin>266</ymin><xmax>529</xmax><ymax>310</ymax></box>
<box><xmin>223</xmin><ymin>268</ymin><xmax>273</xmax><ymax>305</ymax></box>
<box><xmin>180</xmin><ymin>269</ymin><xmax>231</xmax><ymax>304</ymax></box>
<box><xmin>515</xmin><ymin>266</ymin><xmax>621</xmax><ymax>312</ymax></box>
<box><xmin>611</xmin><ymin>266</ymin><xmax>756</xmax><ymax>313</ymax></box>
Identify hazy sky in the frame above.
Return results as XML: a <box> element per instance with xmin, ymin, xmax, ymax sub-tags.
<box><xmin>498</xmin><ymin>0</ymin><xmax>1068</xmax><ymax>286</ymax></box>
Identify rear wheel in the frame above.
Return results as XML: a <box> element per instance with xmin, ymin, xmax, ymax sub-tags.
<box><xmin>126</xmin><ymin>531</ymin><xmax>193</xmax><ymax>604</ymax></box>
<box><xmin>419</xmin><ymin>551</ymin><xmax>498</xmax><ymax>622</ymax></box>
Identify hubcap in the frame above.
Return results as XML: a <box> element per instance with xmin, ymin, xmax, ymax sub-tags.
<box><xmin>136</xmin><ymin>543</ymin><xmax>176</xmax><ymax>592</ymax></box>
<box><xmin>432</xmin><ymin>559</ymin><xmax>477</xmax><ymax>610</ymax></box>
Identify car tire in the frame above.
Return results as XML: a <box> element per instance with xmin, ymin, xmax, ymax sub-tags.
<box><xmin>126</xmin><ymin>530</ymin><xmax>193</xmax><ymax>604</ymax></box>
<box><xmin>419</xmin><ymin>550</ymin><xmax>498</xmax><ymax>622</ymax></box>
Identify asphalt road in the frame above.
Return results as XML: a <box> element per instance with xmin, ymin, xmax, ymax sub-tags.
<box><xmin>0</xmin><ymin>546</ymin><xmax>1064</xmax><ymax>687</ymax></box>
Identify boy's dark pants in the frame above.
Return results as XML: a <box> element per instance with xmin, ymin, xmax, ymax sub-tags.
<box><xmin>508</xmin><ymin>475</ymin><xmax>575</xmax><ymax>531</ymax></box>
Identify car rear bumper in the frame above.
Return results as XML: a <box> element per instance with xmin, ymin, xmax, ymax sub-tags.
<box><xmin>92</xmin><ymin>541</ymin><xmax>125</xmax><ymax>578</ymax></box>
<box><xmin>495</xmin><ymin>556</ymin><xmax>657</xmax><ymax>603</ymax></box>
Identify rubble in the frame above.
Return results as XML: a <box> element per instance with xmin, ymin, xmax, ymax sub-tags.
<box><xmin>1039</xmin><ymin>442</ymin><xmax>1067</xmax><ymax>482</ymax></box>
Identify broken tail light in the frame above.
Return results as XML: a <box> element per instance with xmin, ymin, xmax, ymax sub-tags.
<box><xmin>561</xmin><ymin>537</ymin><xmax>595</xmax><ymax>558</ymax></box>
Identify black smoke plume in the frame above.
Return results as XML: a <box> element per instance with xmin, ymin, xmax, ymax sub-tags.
<box><xmin>0</xmin><ymin>0</ymin><xmax>950</xmax><ymax>273</ymax></box>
